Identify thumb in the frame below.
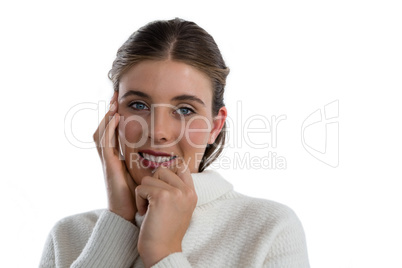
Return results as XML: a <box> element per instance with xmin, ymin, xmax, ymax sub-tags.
<box><xmin>174</xmin><ymin>157</ymin><xmax>194</xmax><ymax>189</ymax></box>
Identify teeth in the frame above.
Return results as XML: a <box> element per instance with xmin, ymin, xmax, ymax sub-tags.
<box><xmin>142</xmin><ymin>153</ymin><xmax>174</xmax><ymax>163</ymax></box>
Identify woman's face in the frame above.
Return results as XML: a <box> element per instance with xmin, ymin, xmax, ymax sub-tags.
<box><xmin>117</xmin><ymin>60</ymin><xmax>226</xmax><ymax>185</ymax></box>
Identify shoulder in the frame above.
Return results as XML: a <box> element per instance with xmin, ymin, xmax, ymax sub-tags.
<box><xmin>241</xmin><ymin>193</ymin><xmax>299</xmax><ymax>223</ymax></box>
<box><xmin>219</xmin><ymin>191</ymin><xmax>304</xmax><ymax>233</ymax></box>
<box><xmin>222</xmin><ymin>190</ymin><xmax>298</xmax><ymax>217</ymax></box>
<box><xmin>42</xmin><ymin>209</ymin><xmax>108</xmax><ymax>263</ymax></box>
<box><xmin>41</xmin><ymin>209</ymin><xmax>140</xmax><ymax>267</ymax></box>
<box><xmin>236</xmin><ymin>195</ymin><xmax>310</xmax><ymax>266</ymax></box>
<box><xmin>200</xmin><ymin>191</ymin><xmax>308</xmax><ymax>261</ymax></box>
<box><xmin>50</xmin><ymin>209</ymin><xmax>105</xmax><ymax>235</ymax></box>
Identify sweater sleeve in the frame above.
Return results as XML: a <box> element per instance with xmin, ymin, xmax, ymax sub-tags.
<box><xmin>263</xmin><ymin>209</ymin><xmax>310</xmax><ymax>268</ymax></box>
<box><xmin>39</xmin><ymin>210</ymin><xmax>139</xmax><ymax>268</ymax></box>
<box><xmin>151</xmin><ymin>252</ymin><xmax>192</xmax><ymax>268</ymax></box>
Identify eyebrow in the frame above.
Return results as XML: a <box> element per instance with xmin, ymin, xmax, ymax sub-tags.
<box><xmin>120</xmin><ymin>90</ymin><xmax>205</xmax><ymax>106</ymax></box>
<box><xmin>171</xmin><ymin>94</ymin><xmax>205</xmax><ymax>106</ymax></box>
<box><xmin>120</xmin><ymin>90</ymin><xmax>150</xmax><ymax>100</ymax></box>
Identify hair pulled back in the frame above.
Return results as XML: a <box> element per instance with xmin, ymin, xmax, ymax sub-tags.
<box><xmin>108</xmin><ymin>18</ymin><xmax>229</xmax><ymax>172</ymax></box>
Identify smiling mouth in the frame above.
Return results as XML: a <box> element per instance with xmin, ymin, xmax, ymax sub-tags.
<box><xmin>139</xmin><ymin>152</ymin><xmax>177</xmax><ymax>162</ymax></box>
<box><xmin>138</xmin><ymin>152</ymin><xmax>178</xmax><ymax>169</ymax></box>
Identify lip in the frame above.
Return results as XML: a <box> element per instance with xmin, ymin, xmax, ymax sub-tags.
<box><xmin>138</xmin><ymin>153</ymin><xmax>177</xmax><ymax>169</ymax></box>
<box><xmin>139</xmin><ymin>149</ymin><xmax>174</xmax><ymax>157</ymax></box>
<box><xmin>138</xmin><ymin>149</ymin><xmax>179</xmax><ymax>169</ymax></box>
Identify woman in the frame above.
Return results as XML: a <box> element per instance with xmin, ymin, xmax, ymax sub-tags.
<box><xmin>40</xmin><ymin>18</ymin><xmax>310</xmax><ymax>268</ymax></box>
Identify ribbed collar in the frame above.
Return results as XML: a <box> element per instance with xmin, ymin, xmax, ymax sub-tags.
<box><xmin>191</xmin><ymin>170</ymin><xmax>233</xmax><ymax>207</ymax></box>
<box><xmin>134</xmin><ymin>170</ymin><xmax>233</xmax><ymax>227</ymax></box>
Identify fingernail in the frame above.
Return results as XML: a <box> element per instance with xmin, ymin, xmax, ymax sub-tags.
<box><xmin>110</xmin><ymin>92</ymin><xmax>117</xmax><ymax>104</ymax></box>
<box><xmin>109</xmin><ymin>102</ymin><xmax>116</xmax><ymax>112</ymax></box>
<box><xmin>172</xmin><ymin>157</ymin><xmax>184</xmax><ymax>168</ymax></box>
<box><xmin>176</xmin><ymin>156</ymin><xmax>184</xmax><ymax>164</ymax></box>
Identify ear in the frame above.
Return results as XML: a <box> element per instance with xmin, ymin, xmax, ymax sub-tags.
<box><xmin>208</xmin><ymin>106</ymin><xmax>227</xmax><ymax>144</ymax></box>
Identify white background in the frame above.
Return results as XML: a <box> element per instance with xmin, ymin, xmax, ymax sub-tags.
<box><xmin>1</xmin><ymin>0</ymin><xmax>401</xmax><ymax>267</ymax></box>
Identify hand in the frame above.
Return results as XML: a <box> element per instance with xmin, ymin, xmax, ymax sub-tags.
<box><xmin>135</xmin><ymin>161</ymin><xmax>197</xmax><ymax>267</ymax></box>
<box><xmin>93</xmin><ymin>92</ymin><xmax>138</xmax><ymax>222</ymax></box>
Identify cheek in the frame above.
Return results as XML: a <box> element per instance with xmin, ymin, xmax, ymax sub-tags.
<box><xmin>185</xmin><ymin>117</ymin><xmax>211</xmax><ymax>146</ymax></box>
<box><xmin>118</xmin><ymin>115</ymin><xmax>147</xmax><ymax>145</ymax></box>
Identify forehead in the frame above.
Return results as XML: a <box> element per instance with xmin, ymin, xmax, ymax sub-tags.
<box><xmin>119</xmin><ymin>60</ymin><xmax>213</xmax><ymax>103</ymax></box>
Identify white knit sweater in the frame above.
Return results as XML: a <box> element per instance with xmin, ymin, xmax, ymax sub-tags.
<box><xmin>39</xmin><ymin>170</ymin><xmax>310</xmax><ymax>268</ymax></box>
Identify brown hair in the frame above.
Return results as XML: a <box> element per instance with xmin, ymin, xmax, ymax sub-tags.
<box><xmin>108</xmin><ymin>18</ymin><xmax>229</xmax><ymax>172</ymax></box>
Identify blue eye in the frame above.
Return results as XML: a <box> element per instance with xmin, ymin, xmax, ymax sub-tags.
<box><xmin>176</xmin><ymin>107</ymin><xmax>194</xmax><ymax>116</ymax></box>
<box><xmin>130</xmin><ymin>102</ymin><xmax>149</xmax><ymax>110</ymax></box>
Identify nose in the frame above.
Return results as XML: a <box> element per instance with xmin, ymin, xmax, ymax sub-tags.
<box><xmin>148</xmin><ymin>106</ymin><xmax>179</xmax><ymax>146</ymax></box>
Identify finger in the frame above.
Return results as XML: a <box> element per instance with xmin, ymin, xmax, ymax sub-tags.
<box><xmin>100</xmin><ymin>113</ymin><xmax>120</xmax><ymax>159</ymax></box>
<box><xmin>136</xmin><ymin>174</ymin><xmax>177</xmax><ymax>215</ymax></box>
<box><xmin>172</xmin><ymin>157</ymin><xmax>194</xmax><ymax>189</ymax></box>
<box><xmin>141</xmin><ymin>174</ymin><xmax>173</xmax><ymax>189</ymax></box>
<box><xmin>113</xmin><ymin>92</ymin><xmax>120</xmax><ymax>158</ymax></box>
<box><xmin>135</xmin><ymin>184</ymin><xmax>160</xmax><ymax>216</ymax></box>
<box><xmin>162</xmin><ymin>156</ymin><xmax>185</xmax><ymax>174</ymax></box>
<box><xmin>94</xmin><ymin>101</ymin><xmax>118</xmax><ymax>156</ymax></box>
<box><xmin>126</xmin><ymin>174</ymin><xmax>138</xmax><ymax>209</ymax></box>
<box><xmin>99</xmin><ymin>101</ymin><xmax>118</xmax><ymax>140</ymax></box>
<box><xmin>124</xmin><ymin>160</ymin><xmax>138</xmax><ymax>190</ymax></box>
<box><xmin>174</xmin><ymin>163</ymin><xmax>197</xmax><ymax>207</ymax></box>
<box><xmin>110</xmin><ymin>91</ymin><xmax>118</xmax><ymax>104</ymax></box>
<box><xmin>115</xmin><ymin>127</ymin><xmax>122</xmax><ymax>160</ymax></box>
<box><xmin>94</xmin><ymin>91</ymin><xmax>118</xmax><ymax>148</ymax></box>
<box><xmin>152</xmin><ymin>166</ymin><xmax>186</xmax><ymax>190</ymax></box>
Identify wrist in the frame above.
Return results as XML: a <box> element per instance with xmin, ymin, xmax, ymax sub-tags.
<box><xmin>140</xmin><ymin>244</ymin><xmax>182</xmax><ymax>268</ymax></box>
<box><xmin>108</xmin><ymin>206</ymin><xmax>136</xmax><ymax>222</ymax></box>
